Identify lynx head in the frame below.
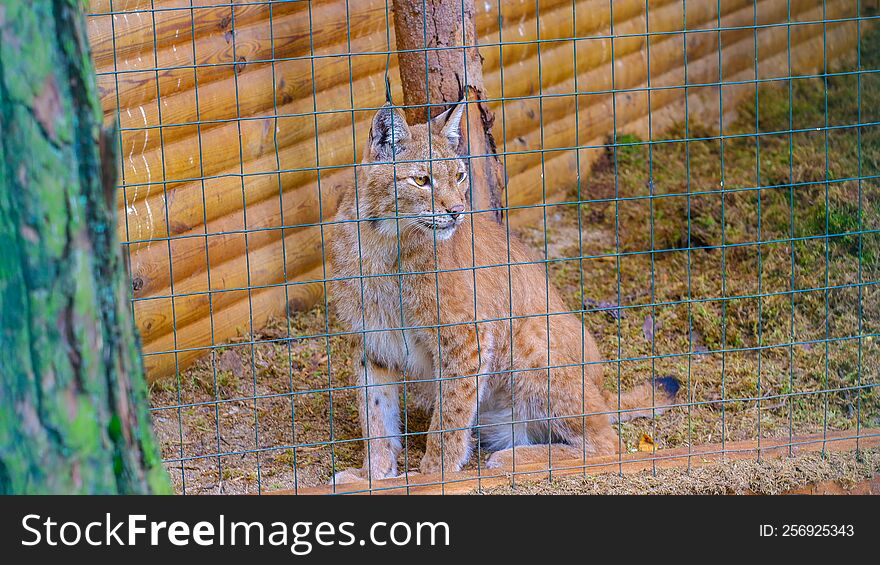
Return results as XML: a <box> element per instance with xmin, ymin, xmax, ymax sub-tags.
<box><xmin>360</xmin><ymin>100</ymin><xmax>469</xmax><ymax>242</ymax></box>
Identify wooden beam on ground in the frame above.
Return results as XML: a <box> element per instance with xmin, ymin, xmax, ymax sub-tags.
<box><xmin>781</xmin><ymin>476</ymin><xmax>879</xmax><ymax>495</ymax></box>
<box><xmin>272</xmin><ymin>429</ymin><xmax>880</xmax><ymax>495</ymax></box>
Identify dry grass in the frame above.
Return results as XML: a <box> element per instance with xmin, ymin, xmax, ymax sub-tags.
<box><xmin>149</xmin><ymin>30</ymin><xmax>880</xmax><ymax>494</ymax></box>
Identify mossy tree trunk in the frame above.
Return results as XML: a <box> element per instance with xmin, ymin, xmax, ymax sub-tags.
<box><xmin>393</xmin><ymin>0</ymin><xmax>505</xmax><ymax>222</ymax></box>
<box><xmin>0</xmin><ymin>0</ymin><xmax>170</xmax><ymax>494</ymax></box>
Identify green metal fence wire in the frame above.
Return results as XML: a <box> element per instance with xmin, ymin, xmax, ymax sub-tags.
<box><xmin>87</xmin><ymin>0</ymin><xmax>880</xmax><ymax>494</ymax></box>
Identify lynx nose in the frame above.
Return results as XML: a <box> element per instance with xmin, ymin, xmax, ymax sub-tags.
<box><xmin>446</xmin><ymin>204</ymin><xmax>465</xmax><ymax>221</ymax></box>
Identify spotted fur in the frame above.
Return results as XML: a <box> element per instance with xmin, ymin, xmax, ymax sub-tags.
<box><xmin>328</xmin><ymin>102</ymin><xmax>679</xmax><ymax>483</ymax></box>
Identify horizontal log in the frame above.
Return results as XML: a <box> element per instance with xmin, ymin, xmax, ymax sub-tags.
<box><xmin>90</xmin><ymin>0</ymin><xmax>588</xmax><ymax>82</ymax></box>
<box><xmin>281</xmin><ymin>429</ymin><xmax>880</xmax><ymax>495</ymax></box>
<box><xmin>112</xmin><ymin>32</ymin><xmax>392</xmax><ymax>156</ymax></box>
<box><xmin>116</xmin><ymin>87</ymin><xmax>385</xmax><ymax>251</ymax></box>
<box><xmin>87</xmin><ymin>0</ymin><xmax>304</xmax><ymax>71</ymax></box>
<box><xmin>129</xmin><ymin>168</ymin><xmax>351</xmax><ymax>299</ymax></box>
<box><xmin>143</xmin><ymin>264</ymin><xmax>325</xmax><ymax>381</ymax></box>
<box><xmin>91</xmin><ymin>0</ymin><xmax>392</xmax><ymax>113</ymax></box>
<box><xmin>479</xmin><ymin>0</ymin><xmax>678</xmax><ymax>73</ymax></box>
<box><xmin>135</xmin><ymin>226</ymin><xmax>325</xmax><ymax>344</ymax></box>
<box><xmin>114</xmin><ymin>82</ymin><xmax>377</xmax><ymax>215</ymax></box>
<box><xmin>95</xmin><ymin>0</ymin><xmax>576</xmax><ymax>118</ymax></box>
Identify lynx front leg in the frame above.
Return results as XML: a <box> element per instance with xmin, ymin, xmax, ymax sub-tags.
<box><xmin>333</xmin><ymin>357</ymin><xmax>402</xmax><ymax>484</ymax></box>
<box><xmin>420</xmin><ymin>327</ymin><xmax>484</xmax><ymax>474</ymax></box>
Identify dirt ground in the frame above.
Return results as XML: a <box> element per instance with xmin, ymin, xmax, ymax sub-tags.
<box><xmin>149</xmin><ymin>31</ymin><xmax>880</xmax><ymax>495</ymax></box>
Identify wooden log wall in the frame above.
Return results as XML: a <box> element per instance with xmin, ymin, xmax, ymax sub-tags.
<box><xmin>85</xmin><ymin>0</ymin><xmax>864</xmax><ymax>381</ymax></box>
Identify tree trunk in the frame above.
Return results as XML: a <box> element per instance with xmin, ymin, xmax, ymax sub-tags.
<box><xmin>0</xmin><ymin>0</ymin><xmax>170</xmax><ymax>494</ymax></box>
<box><xmin>393</xmin><ymin>0</ymin><xmax>505</xmax><ymax>222</ymax></box>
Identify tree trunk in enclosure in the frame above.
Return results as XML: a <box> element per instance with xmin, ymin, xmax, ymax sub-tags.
<box><xmin>0</xmin><ymin>0</ymin><xmax>171</xmax><ymax>494</ymax></box>
<box><xmin>393</xmin><ymin>0</ymin><xmax>505</xmax><ymax>222</ymax></box>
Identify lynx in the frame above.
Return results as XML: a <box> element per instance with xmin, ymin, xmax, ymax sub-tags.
<box><xmin>328</xmin><ymin>100</ymin><xmax>680</xmax><ymax>483</ymax></box>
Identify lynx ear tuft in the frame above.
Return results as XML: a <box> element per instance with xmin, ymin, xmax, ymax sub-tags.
<box><xmin>370</xmin><ymin>103</ymin><xmax>411</xmax><ymax>160</ymax></box>
<box><xmin>430</xmin><ymin>99</ymin><xmax>467</xmax><ymax>151</ymax></box>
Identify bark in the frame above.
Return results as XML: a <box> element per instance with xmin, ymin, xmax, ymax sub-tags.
<box><xmin>393</xmin><ymin>0</ymin><xmax>505</xmax><ymax>222</ymax></box>
<box><xmin>0</xmin><ymin>0</ymin><xmax>170</xmax><ymax>493</ymax></box>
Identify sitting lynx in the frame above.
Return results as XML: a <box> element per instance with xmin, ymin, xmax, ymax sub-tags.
<box><xmin>329</xmin><ymin>100</ymin><xmax>680</xmax><ymax>483</ymax></box>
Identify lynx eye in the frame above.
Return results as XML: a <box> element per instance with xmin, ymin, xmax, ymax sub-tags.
<box><xmin>412</xmin><ymin>175</ymin><xmax>430</xmax><ymax>187</ymax></box>
<box><xmin>456</xmin><ymin>171</ymin><xmax>467</xmax><ymax>184</ymax></box>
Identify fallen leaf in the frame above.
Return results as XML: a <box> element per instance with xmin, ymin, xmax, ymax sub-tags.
<box><xmin>638</xmin><ymin>433</ymin><xmax>655</xmax><ymax>452</ymax></box>
<box><xmin>217</xmin><ymin>350</ymin><xmax>244</xmax><ymax>376</ymax></box>
<box><xmin>584</xmin><ymin>298</ymin><xmax>624</xmax><ymax>320</ymax></box>
<box><xmin>642</xmin><ymin>314</ymin><xmax>658</xmax><ymax>341</ymax></box>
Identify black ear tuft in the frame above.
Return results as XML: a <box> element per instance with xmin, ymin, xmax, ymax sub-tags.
<box><xmin>370</xmin><ymin>103</ymin><xmax>411</xmax><ymax>160</ymax></box>
<box><xmin>430</xmin><ymin>98</ymin><xmax>467</xmax><ymax>150</ymax></box>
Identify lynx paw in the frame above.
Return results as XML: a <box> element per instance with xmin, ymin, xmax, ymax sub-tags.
<box><xmin>330</xmin><ymin>468</ymin><xmax>367</xmax><ymax>485</ymax></box>
<box><xmin>485</xmin><ymin>451</ymin><xmax>509</xmax><ymax>470</ymax></box>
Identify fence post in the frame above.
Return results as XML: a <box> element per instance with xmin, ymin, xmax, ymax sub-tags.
<box><xmin>392</xmin><ymin>0</ymin><xmax>505</xmax><ymax>222</ymax></box>
<box><xmin>0</xmin><ymin>0</ymin><xmax>170</xmax><ymax>494</ymax></box>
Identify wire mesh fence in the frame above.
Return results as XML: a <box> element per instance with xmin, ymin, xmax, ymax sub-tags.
<box><xmin>85</xmin><ymin>0</ymin><xmax>879</xmax><ymax>494</ymax></box>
